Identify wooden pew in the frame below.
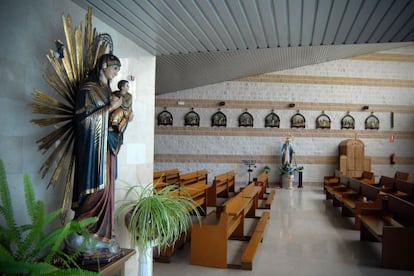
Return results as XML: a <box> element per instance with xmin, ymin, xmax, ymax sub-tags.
<box><xmin>191</xmin><ymin>186</ymin><xmax>269</xmax><ymax>270</ymax></box>
<box><xmin>155</xmin><ymin>169</ymin><xmax>207</xmax><ymax>262</ymax></box>
<box><xmin>323</xmin><ymin>169</ymin><xmax>342</xmax><ymax>193</ymax></box>
<box><xmin>238</xmin><ymin>182</ymin><xmax>262</xmax><ymax>217</ymax></box>
<box><xmin>341</xmin><ymin>182</ymin><xmax>383</xmax><ymax>229</ymax></box>
<box><xmin>153</xmin><ymin>168</ymin><xmax>180</xmax><ymax>191</ymax></box>
<box><xmin>359</xmin><ymin>194</ymin><xmax>414</xmax><ymax>270</ymax></box>
<box><xmin>332</xmin><ymin>178</ymin><xmax>361</xmax><ymax>207</ymax></box>
<box><xmin>255</xmin><ymin>171</ymin><xmax>268</xmax><ymax>198</ymax></box>
<box><xmin>325</xmin><ymin>174</ymin><xmax>348</xmax><ymax>201</ymax></box>
<box><xmin>240</xmin><ymin>211</ymin><xmax>270</xmax><ymax>270</ymax></box>
<box><xmin>355</xmin><ymin>170</ymin><xmax>375</xmax><ymax>185</ymax></box>
<box><xmin>179</xmin><ymin>169</ymin><xmax>208</xmax><ymax>214</ymax></box>
<box><xmin>394</xmin><ymin>171</ymin><xmax>410</xmax><ymax>181</ymax></box>
<box><xmin>206</xmin><ymin>171</ymin><xmax>235</xmax><ymax>206</ymax></box>
<box><xmin>376</xmin><ymin>175</ymin><xmax>395</xmax><ymax>191</ymax></box>
<box><xmin>392</xmin><ymin>179</ymin><xmax>414</xmax><ymax>202</ymax></box>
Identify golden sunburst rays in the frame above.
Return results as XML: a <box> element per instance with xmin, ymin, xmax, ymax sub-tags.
<box><xmin>30</xmin><ymin>7</ymin><xmax>109</xmax><ymax>219</ymax></box>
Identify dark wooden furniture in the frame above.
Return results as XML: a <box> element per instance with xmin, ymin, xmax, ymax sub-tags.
<box><xmin>332</xmin><ymin>178</ymin><xmax>361</xmax><ymax>207</ymax></box>
<box><xmin>341</xmin><ymin>182</ymin><xmax>382</xmax><ymax>229</ymax></box>
<box><xmin>359</xmin><ymin>194</ymin><xmax>414</xmax><ymax>270</ymax></box>
<box><xmin>325</xmin><ymin>175</ymin><xmax>349</xmax><ymax>202</ymax></box>
<box><xmin>355</xmin><ymin>170</ymin><xmax>375</xmax><ymax>185</ymax></box>
<box><xmin>338</xmin><ymin>138</ymin><xmax>371</xmax><ymax>178</ymax></box>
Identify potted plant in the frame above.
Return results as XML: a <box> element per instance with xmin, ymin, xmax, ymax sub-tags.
<box><xmin>263</xmin><ymin>165</ymin><xmax>271</xmax><ymax>174</ymax></box>
<box><xmin>115</xmin><ymin>182</ymin><xmax>201</xmax><ymax>276</ymax></box>
<box><xmin>280</xmin><ymin>163</ymin><xmax>304</xmax><ymax>189</ymax></box>
<box><xmin>0</xmin><ymin>159</ymin><xmax>98</xmax><ymax>275</ymax></box>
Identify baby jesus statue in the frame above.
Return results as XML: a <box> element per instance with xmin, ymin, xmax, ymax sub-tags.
<box><xmin>110</xmin><ymin>80</ymin><xmax>133</xmax><ymax>133</ymax></box>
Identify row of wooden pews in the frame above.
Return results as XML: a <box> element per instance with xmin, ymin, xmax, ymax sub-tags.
<box><xmin>153</xmin><ymin>168</ymin><xmax>275</xmax><ymax>270</ymax></box>
<box><xmin>191</xmin><ymin>181</ymin><xmax>270</xmax><ymax>270</ymax></box>
<box><xmin>323</xmin><ymin>170</ymin><xmax>414</xmax><ymax>270</ymax></box>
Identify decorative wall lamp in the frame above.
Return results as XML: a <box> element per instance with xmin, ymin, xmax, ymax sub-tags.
<box><xmin>362</xmin><ymin>105</ymin><xmax>369</xmax><ymax>110</ymax></box>
<box><xmin>289</xmin><ymin>103</ymin><xmax>296</xmax><ymax>108</ymax></box>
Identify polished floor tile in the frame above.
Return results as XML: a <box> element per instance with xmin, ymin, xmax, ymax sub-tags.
<box><xmin>153</xmin><ymin>187</ymin><xmax>413</xmax><ymax>276</ymax></box>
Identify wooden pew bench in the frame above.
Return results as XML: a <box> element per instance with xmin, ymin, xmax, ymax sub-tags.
<box><xmin>240</xmin><ymin>211</ymin><xmax>270</xmax><ymax>270</ymax></box>
<box><xmin>179</xmin><ymin>169</ymin><xmax>208</xmax><ymax>214</ymax></box>
<box><xmin>263</xmin><ymin>189</ymin><xmax>275</xmax><ymax>209</ymax></box>
<box><xmin>255</xmin><ymin>171</ymin><xmax>269</xmax><ymax>198</ymax></box>
<box><xmin>191</xmin><ymin>188</ymin><xmax>269</xmax><ymax>270</ymax></box>
<box><xmin>394</xmin><ymin>171</ymin><xmax>410</xmax><ymax>181</ymax></box>
<box><xmin>155</xmin><ymin>170</ymin><xmax>207</xmax><ymax>262</ymax></box>
<box><xmin>341</xmin><ymin>182</ymin><xmax>382</xmax><ymax>229</ymax></box>
<box><xmin>392</xmin><ymin>179</ymin><xmax>414</xmax><ymax>202</ymax></box>
<box><xmin>375</xmin><ymin>176</ymin><xmax>414</xmax><ymax>202</ymax></box>
<box><xmin>332</xmin><ymin>178</ymin><xmax>361</xmax><ymax>207</ymax></box>
<box><xmin>325</xmin><ymin>175</ymin><xmax>349</xmax><ymax>201</ymax></box>
<box><xmin>239</xmin><ymin>182</ymin><xmax>263</xmax><ymax>217</ymax></box>
<box><xmin>375</xmin><ymin>175</ymin><xmax>395</xmax><ymax>192</ymax></box>
<box><xmin>207</xmin><ymin>171</ymin><xmax>235</xmax><ymax>206</ymax></box>
<box><xmin>323</xmin><ymin>169</ymin><xmax>342</xmax><ymax>193</ymax></box>
<box><xmin>153</xmin><ymin>168</ymin><xmax>180</xmax><ymax>191</ymax></box>
<box><xmin>255</xmin><ymin>172</ymin><xmax>276</xmax><ymax>209</ymax></box>
<box><xmin>355</xmin><ymin>170</ymin><xmax>375</xmax><ymax>185</ymax></box>
<box><xmin>359</xmin><ymin>194</ymin><xmax>414</xmax><ymax>270</ymax></box>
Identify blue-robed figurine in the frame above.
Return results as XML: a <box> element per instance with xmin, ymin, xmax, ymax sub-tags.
<box><xmin>65</xmin><ymin>54</ymin><xmax>132</xmax><ymax>257</ymax></box>
<box><xmin>281</xmin><ymin>137</ymin><xmax>294</xmax><ymax>167</ymax></box>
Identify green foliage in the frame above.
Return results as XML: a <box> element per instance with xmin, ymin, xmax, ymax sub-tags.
<box><xmin>280</xmin><ymin>163</ymin><xmax>304</xmax><ymax>175</ymax></box>
<box><xmin>0</xmin><ymin>159</ymin><xmax>98</xmax><ymax>275</ymax></box>
<box><xmin>116</xmin><ymin>182</ymin><xmax>201</xmax><ymax>253</ymax></box>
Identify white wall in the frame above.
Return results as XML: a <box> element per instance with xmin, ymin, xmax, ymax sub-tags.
<box><xmin>0</xmin><ymin>0</ymin><xmax>155</xmax><ymax>274</ymax></box>
<box><xmin>155</xmin><ymin>46</ymin><xmax>414</xmax><ymax>187</ymax></box>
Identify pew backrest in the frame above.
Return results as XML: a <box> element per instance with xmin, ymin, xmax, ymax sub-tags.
<box><xmin>339</xmin><ymin>175</ymin><xmax>350</xmax><ymax>186</ymax></box>
<box><xmin>387</xmin><ymin>194</ymin><xmax>414</xmax><ymax>227</ymax></box>
<box><xmin>395</xmin><ymin>179</ymin><xmax>414</xmax><ymax>196</ymax></box>
<box><xmin>180</xmin><ymin>169</ymin><xmax>208</xmax><ymax>187</ymax></box>
<box><xmin>361</xmin><ymin>182</ymin><xmax>380</xmax><ymax>202</ymax></box>
<box><xmin>395</xmin><ymin>171</ymin><xmax>410</xmax><ymax>181</ymax></box>
<box><xmin>348</xmin><ymin>178</ymin><xmax>361</xmax><ymax>193</ymax></box>
<box><xmin>379</xmin><ymin>176</ymin><xmax>395</xmax><ymax>189</ymax></box>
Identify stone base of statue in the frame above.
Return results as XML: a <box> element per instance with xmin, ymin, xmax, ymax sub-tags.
<box><xmin>282</xmin><ymin>174</ymin><xmax>294</xmax><ymax>189</ymax></box>
<box><xmin>64</xmin><ymin>232</ymin><xmax>122</xmax><ymax>265</ymax></box>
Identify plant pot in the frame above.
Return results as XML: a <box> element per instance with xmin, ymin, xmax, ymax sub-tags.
<box><xmin>282</xmin><ymin>174</ymin><xmax>294</xmax><ymax>189</ymax></box>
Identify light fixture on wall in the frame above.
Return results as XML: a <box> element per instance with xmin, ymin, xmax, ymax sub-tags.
<box><xmin>219</xmin><ymin>101</ymin><xmax>226</xmax><ymax>106</ymax></box>
<box><xmin>362</xmin><ymin>105</ymin><xmax>369</xmax><ymax>110</ymax></box>
<box><xmin>289</xmin><ymin>103</ymin><xmax>295</xmax><ymax>108</ymax></box>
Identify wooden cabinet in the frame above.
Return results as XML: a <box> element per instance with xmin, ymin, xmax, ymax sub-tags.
<box><xmin>338</xmin><ymin>139</ymin><xmax>371</xmax><ymax>178</ymax></box>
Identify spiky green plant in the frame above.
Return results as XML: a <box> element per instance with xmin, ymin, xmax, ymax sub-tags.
<box><xmin>115</xmin><ymin>182</ymin><xmax>202</xmax><ymax>253</ymax></box>
<box><xmin>0</xmin><ymin>159</ymin><xmax>98</xmax><ymax>275</ymax></box>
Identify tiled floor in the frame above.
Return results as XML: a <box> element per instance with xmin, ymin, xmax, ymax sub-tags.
<box><xmin>153</xmin><ymin>187</ymin><xmax>413</xmax><ymax>276</ymax></box>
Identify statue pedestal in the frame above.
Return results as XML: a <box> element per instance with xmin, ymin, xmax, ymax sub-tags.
<box><xmin>282</xmin><ymin>174</ymin><xmax>294</xmax><ymax>189</ymax></box>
